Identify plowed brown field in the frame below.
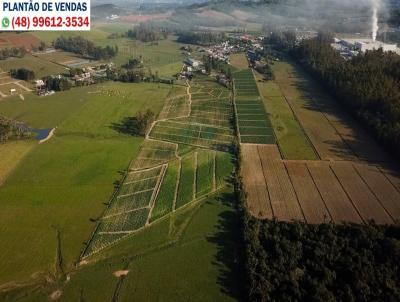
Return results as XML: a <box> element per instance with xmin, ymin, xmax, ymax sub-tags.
<box><xmin>257</xmin><ymin>145</ymin><xmax>304</xmax><ymax>222</ymax></box>
<box><xmin>241</xmin><ymin>144</ymin><xmax>273</xmax><ymax>219</ymax></box>
<box><xmin>331</xmin><ymin>162</ymin><xmax>393</xmax><ymax>224</ymax></box>
<box><xmin>354</xmin><ymin>164</ymin><xmax>400</xmax><ymax>221</ymax></box>
<box><xmin>285</xmin><ymin>162</ymin><xmax>331</xmax><ymax>224</ymax></box>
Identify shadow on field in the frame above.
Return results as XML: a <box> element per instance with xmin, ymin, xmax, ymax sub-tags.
<box><xmin>206</xmin><ymin>191</ymin><xmax>245</xmax><ymax>301</ymax></box>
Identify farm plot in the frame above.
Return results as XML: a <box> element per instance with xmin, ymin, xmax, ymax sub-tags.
<box><xmin>149</xmin><ymin>159</ymin><xmax>180</xmax><ymax>222</ymax></box>
<box><xmin>176</xmin><ymin>153</ymin><xmax>196</xmax><ymax>209</ymax></box>
<box><xmin>158</xmin><ymin>95</ymin><xmax>190</xmax><ymax>120</ymax></box>
<box><xmin>196</xmin><ymin>150</ymin><xmax>215</xmax><ymax>197</ymax></box>
<box><xmin>330</xmin><ymin>162</ymin><xmax>393</xmax><ymax>224</ymax></box>
<box><xmin>150</xmin><ymin>77</ymin><xmax>234</xmax><ymax>150</ymax></box>
<box><xmin>354</xmin><ymin>164</ymin><xmax>400</xmax><ymax>221</ymax></box>
<box><xmin>84</xmin><ymin>165</ymin><xmax>166</xmax><ymax>256</ymax></box>
<box><xmin>306</xmin><ymin>162</ymin><xmax>362</xmax><ymax>223</ymax></box>
<box><xmin>215</xmin><ymin>151</ymin><xmax>234</xmax><ymax>188</ymax></box>
<box><xmin>254</xmin><ymin>72</ymin><xmax>318</xmax><ymax>160</ymax></box>
<box><xmin>234</xmin><ymin>70</ymin><xmax>275</xmax><ymax>144</ymax></box>
<box><xmin>285</xmin><ymin>162</ymin><xmax>331</xmax><ymax>224</ymax></box>
<box><xmin>150</xmin><ymin>120</ymin><xmax>233</xmax><ymax>150</ymax></box>
<box><xmin>130</xmin><ymin>140</ymin><xmax>177</xmax><ymax>170</ymax></box>
<box><xmin>257</xmin><ymin>145</ymin><xmax>304</xmax><ymax>222</ymax></box>
<box><xmin>241</xmin><ymin>144</ymin><xmax>273</xmax><ymax>219</ymax></box>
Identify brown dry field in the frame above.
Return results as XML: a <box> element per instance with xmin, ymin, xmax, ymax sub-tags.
<box><xmin>241</xmin><ymin>144</ymin><xmax>273</xmax><ymax>219</ymax></box>
<box><xmin>242</xmin><ymin>144</ymin><xmax>400</xmax><ymax>224</ymax></box>
<box><xmin>0</xmin><ymin>33</ymin><xmax>41</xmax><ymax>51</ymax></box>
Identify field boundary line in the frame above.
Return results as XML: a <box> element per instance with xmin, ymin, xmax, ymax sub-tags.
<box><xmin>172</xmin><ymin>159</ymin><xmax>181</xmax><ymax>211</ymax></box>
<box><xmin>283</xmin><ymin>160</ymin><xmax>307</xmax><ymax>222</ymax></box>
<box><xmin>329</xmin><ymin>164</ymin><xmax>365</xmax><ymax>223</ymax></box>
<box><xmin>116</xmin><ymin>188</ymin><xmax>154</xmax><ymax>199</ymax></box>
<box><xmin>254</xmin><ymin>145</ymin><xmax>274</xmax><ymax>217</ymax></box>
<box><xmin>213</xmin><ymin>151</ymin><xmax>217</xmax><ymax>191</ymax></box>
<box><xmin>377</xmin><ymin>166</ymin><xmax>400</xmax><ymax>195</ymax></box>
<box><xmin>275</xmin><ymin>81</ymin><xmax>321</xmax><ymax>159</ymax></box>
<box><xmin>123</xmin><ymin>176</ymin><xmax>158</xmax><ymax>185</ymax></box>
<box><xmin>194</xmin><ymin>152</ymin><xmax>198</xmax><ymax>199</ymax></box>
<box><xmin>102</xmin><ymin>206</ymin><xmax>150</xmax><ymax>220</ymax></box>
<box><xmin>352</xmin><ymin>163</ymin><xmax>395</xmax><ymax>223</ymax></box>
<box><xmin>146</xmin><ymin>164</ymin><xmax>168</xmax><ymax>226</ymax></box>
<box><xmin>304</xmin><ymin>163</ymin><xmax>334</xmax><ymax>223</ymax></box>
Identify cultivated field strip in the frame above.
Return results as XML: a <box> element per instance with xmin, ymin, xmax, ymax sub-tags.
<box><xmin>149</xmin><ymin>77</ymin><xmax>234</xmax><ymax>150</ymax></box>
<box><xmin>354</xmin><ymin>164</ymin><xmax>400</xmax><ymax>221</ymax></box>
<box><xmin>273</xmin><ymin>61</ymin><xmax>392</xmax><ymax>163</ymax></box>
<box><xmin>242</xmin><ymin>144</ymin><xmax>400</xmax><ymax>224</ymax></box>
<box><xmin>257</xmin><ymin>145</ymin><xmax>305</xmax><ymax>222</ymax></box>
<box><xmin>285</xmin><ymin>162</ymin><xmax>332</xmax><ymax>224</ymax></box>
<box><xmin>330</xmin><ymin>162</ymin><xmax>393</xmax><ymax>224</ymax></box>
<box><xmin>306</xmin><ymin>162</ymin><xmax>363</xmax><ymax>223</ymax></box>
<box><xmin>131</xmin><ymin>140</ymin><xmax>177</xmax><ymax>170</ymax></box>
<box><xmin>234</xmin><ymin>70</ymin><xmax>276</xmax><ymax>144</ymax></box>
<box><xmin>241</xmin><ymin>144</ymin><xmax>273</xmax><ymax>219</ymax></box>
<box><xmin>83</xmin><ymin>165</ymin><xmax>166</xmax><ymax>256</ymax></box>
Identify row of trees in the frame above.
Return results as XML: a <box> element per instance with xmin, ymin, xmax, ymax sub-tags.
<box><xmin>177</xmin><ymin>31</ymin><xmax>226</xmax><ymax>46</ymax></box>
<box><xmin>125</xmin><ymin>24</ymin><xmax>168</xmax><ymax>42</ymax></box>
<box><xmin>292</xmin><ymin>33</ymin><xmax>400</xmax><ymax>157</ymax></box>
<box><xmin>10</xmin><ymin>68</ymin><xmax>35</xmax><ymax>81</ymax></box>
<box><xmin>54</xmin><ymin>36</ymin><xmax>118</xmax><ymax>60</ymax></box>
<box><xmin>0</xmin><ymin>116</ymin><xmax>31</xmax><ymax>142</ymax></box>
<box><xmin>0</xmin><ymin>47</ymin><xmax>26</xmax><ymax>60</ymax></box>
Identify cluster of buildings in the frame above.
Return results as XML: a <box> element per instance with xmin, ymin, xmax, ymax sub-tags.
<box><xmin>331</xmin><ymin>38</ymin><xmax>400</xmax><ymax>59</ymax></box>
<box><xmin>33</xmin><ymin>63</ymin><xmax>114</xmax><ymax>96</ymax></box>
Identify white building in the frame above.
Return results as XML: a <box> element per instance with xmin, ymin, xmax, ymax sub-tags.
<box><xmin>341</xmin><ymin>38</ymin><xmax>398</xmax><ymax>53</ymax></box>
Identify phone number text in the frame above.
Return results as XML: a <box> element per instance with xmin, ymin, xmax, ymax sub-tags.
<box><xmin>11</xmin><ymin>16</ymin><xmax>89</xmax><ymax>30</ymax></box>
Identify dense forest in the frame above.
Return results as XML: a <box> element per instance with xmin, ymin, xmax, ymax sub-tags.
<box><xmin>54</xmin><ymin>36</ymin><xmax>118</xmax><ymax>60</ymax></box>
<box><xmin>0</xmin><ymin>116</ymin><xmax>31</xmax><ymax>142</ymax></box>
<box><xmin>0</xmin><ymin>47</ymin><xmax>26</xmax><ymax>60</ymax></box>
<box><xmin>177</xmin><ymin>31</ymin><xmax>226</xmax><ymax>45</ymax></box>
<box><xmin>242</xmin><ymin>212</ymin><xmax>400</xmax><ymax>302</ymax></box>
<box><xmin>290</xmin><ymin>34</ymin><xmax>400</xmax><ymax>158</ymax></box>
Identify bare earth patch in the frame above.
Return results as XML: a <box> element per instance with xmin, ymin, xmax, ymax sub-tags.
<box><xmin>113</xmin><ymin>270</ymin><xmax>129</xmax><ymax>278</ymax></box>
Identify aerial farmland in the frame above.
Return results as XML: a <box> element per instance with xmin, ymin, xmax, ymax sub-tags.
<box><xmin>0</xmin><ymin>0</ymin><xmax>400</xmax><ymax>300</ymax></box>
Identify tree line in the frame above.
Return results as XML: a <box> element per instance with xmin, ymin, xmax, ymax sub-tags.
<box><xmin>177</xmin><ymin>31</ymin><xmax>226</xmax><ymax>46</ymax></box>
<box><xmin>54</xmin><ymin>36</ymin><xmax>118</xmax><ymax>60</ymax></box>
<box><xmin>125</xmin><ymin>24</ymin><xmax>168</xmax><ymax>43</ymax></box>
<box><xmin>291</xmin><ymin>33</ymin><xmax>400</xmax><ymax>158</ymax></box>
<box><xmin>10</xmin><ymin>68</ymin><xmax>35</xmax><ymax>81</ymax></box>
<box><xmin>0</xmin><ymin>116</ymin><xmax>31</xmax><ymax>142</ymax></box>
<box><xmin>0</xmin><ymin>47</ymin><xmax>26</xmax><ymax>60</ymax></box>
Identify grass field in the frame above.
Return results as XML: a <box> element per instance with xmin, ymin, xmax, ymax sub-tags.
<box><xmin>0</xmin><ymin>82</ymin><xmax>170</xmax><ymax>286</ymax></box>
<box><xmin>0</xmin><ymin>54</ymin><xmax>67</xmax><ymax>78</ymax></box>
<box><xmin>271</xmin><ymin>59</ymin><xmax>388</xmax><ymax>162</ymax></box>
<box><xmin>0</xmin><ymin>140</ymin><xmax>37</xmax><ymax>186</ymax></box>
<box><xmin>33</xmin><ymin>29</ymin><xmax>185</xmax><ymax>77</ymax></box>
<box><xmin>229</xmin><ymin>53</ymin><xmax>249</xmax><ymax>70</ymax></box>
<box><xmin>54</xmin><ymin>190</ymin><xmax>242</xmax><ymax>302</ymax></box>
<box><xmin>254</xmin><ymin>71</ymin><xmax>318</xmax><ymax>160</ymax></box>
